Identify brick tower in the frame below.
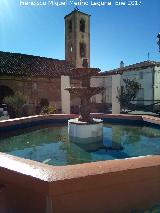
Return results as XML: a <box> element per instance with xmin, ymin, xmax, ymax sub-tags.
<box><xmin>64</xmin><ymin>9</ymin><xmax>90</xmax><ymax>68</ymax></box>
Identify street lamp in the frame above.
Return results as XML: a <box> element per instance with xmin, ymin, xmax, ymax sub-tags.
<box><xmin>157</xmin><ymin>33</ymin><xmax>160</xmax><ymax>52</ymax></box>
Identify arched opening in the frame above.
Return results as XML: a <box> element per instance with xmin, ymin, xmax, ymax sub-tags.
<box><xmin>68</xmin><ymin>20</ymin><xmax>72</xmax><ymax>33</ymax></box>
<box><xmin>80</xmin><ymin>19</ymin><xmax>85</xmax><ymax>33</ymax></box>
<box><xmin>68</xmin><ymin>43</ymin><xmax>73</xmax><ymax>54</ymax></box>
<box><xmin>0</xmin><ymin>85</ymin><xmax>14</xmax><ymax>104</ymax></box>
<box><xmin>80</xmin><ymin>42</ymin><xmax>86</xmax><ymax>58</ymax></box>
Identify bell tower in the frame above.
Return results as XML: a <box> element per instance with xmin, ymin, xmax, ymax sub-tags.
<box><xmin>64</xmin><ymin>9</ymin><xmax>90</xmax><ymax>68</ymax></box>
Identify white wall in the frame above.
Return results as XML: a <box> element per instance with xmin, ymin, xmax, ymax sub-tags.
<box><xmin>104</xmin><ymin>76</ymin><xmax>112</xmax><ymax>103</ymax></box>
<box><xmin>90</xmin><ymin>66</ymin><xmax>155</xmax><ymax>109</ymax></box>
<box><xmin>112</xmin><ymin>74</ymin><xmax>121</xmax><ymax>114</ymax></box>
<box><xmin>91</xmin><ymin>76</ymin><xmax>112</xmax><ymax>104</ymax></box>
<box><xmin>154</xmin><ymin>66</ymin><xmax>160</xmax><ymax>102</ymax></box>
<box><xmin>61</xmin><ymin>75</ymin><xmax>70</xmax><ymax>114</ymax></box>
<box><xmin>121</xmin><ymin>67</ymin><xmax>153</xmax><ymax>105</ymax></box>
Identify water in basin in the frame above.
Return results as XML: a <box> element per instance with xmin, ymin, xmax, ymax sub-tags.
<box><xmin>0</xmin><ymin>123</ymin><xmax>160</xmax><ymax>165</ymax></box>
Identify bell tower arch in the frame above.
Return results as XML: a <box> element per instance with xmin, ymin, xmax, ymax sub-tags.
<box><xmin>64</xmin><ymin>9</ymin><xmax>90</xmax><ymax>68</ymax></box>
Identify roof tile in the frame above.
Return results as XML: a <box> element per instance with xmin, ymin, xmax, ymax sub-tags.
<box><xmin>101</xmin><ymin>61</ymin><xmax>160</xmax><ymax>76</ymax></box>
<box><xmin>0</xmin><ymin>51</ymin><xmax>74</xmax><ymax>78</ymax></box>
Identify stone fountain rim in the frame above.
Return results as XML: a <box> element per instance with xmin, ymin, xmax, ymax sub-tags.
<box><xmin>68</xmin><ymin>118</ymin><xmax>103</xmax><ymax>125</ymax></box>
<box><xmin>65</xmin><ymin>86</ymin><xmax>104</xmax><ymax>90</ymax></box>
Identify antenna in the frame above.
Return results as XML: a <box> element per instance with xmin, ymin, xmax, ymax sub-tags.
<box><xmin>147</xmin><ymin>52</ymin><xmax>150</xmax><ymax>61</ymax></box>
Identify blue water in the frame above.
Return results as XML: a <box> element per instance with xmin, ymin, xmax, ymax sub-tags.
<box><xmin>0</xmin><ymin>123</ymin><xmax>160</xmax><ymax>165</ymax></box>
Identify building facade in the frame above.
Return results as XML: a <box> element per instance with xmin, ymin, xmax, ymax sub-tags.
<box><xmin>93</xmin><ymin>61</ymin><xmax>160</xmax><ymax>111</ymax></box>
<box><xmin>0</xmin><ymin>51</ymin><xmax>76</xmax><ymax>112</ymax></box>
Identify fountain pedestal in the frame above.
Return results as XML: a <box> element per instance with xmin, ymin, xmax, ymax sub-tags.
<box><xmin>68</xmin><ymin>118</ymin><xmax>103</xmax><ymax>143</ymax></box>
<box><xmin>66</xmin><ymin>59</ymin><xmax>104</xmax><ymax>144</ymax></box>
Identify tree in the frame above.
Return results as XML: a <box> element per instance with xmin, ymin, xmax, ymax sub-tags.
<box><xmin>117</xmin><ymin>78</ymin><xmax>141</xmax><ymax>112</ymax></box>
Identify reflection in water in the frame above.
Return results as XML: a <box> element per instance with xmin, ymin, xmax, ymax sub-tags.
<box><xmin>0</xmin><ymin>123</ymin><xmax>160</xmax><ymax>165</ymax></box>
<box><xmin>72</xmin><ymin>125</ymin><xmax>124</xmax><ymax>152</ymax></box>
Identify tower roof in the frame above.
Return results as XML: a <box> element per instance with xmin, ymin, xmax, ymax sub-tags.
<box><xmin>64</xmin><ymin>9</ymin><xmax>91</xmax><ymax>19</ymax></box>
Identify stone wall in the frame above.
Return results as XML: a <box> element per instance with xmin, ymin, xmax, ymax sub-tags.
<box><xmin>0</xmin><ymin>76</ymin><xmax>61</xmax><ymax>110</ymax></box>
<box><xmin>0</xmin><ymin>150</ymin><xmax>159</xmax><ymax>213</ymax></box>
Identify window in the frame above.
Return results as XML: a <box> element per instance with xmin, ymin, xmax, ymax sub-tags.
<box><xmin>80</xmin><ymin>19</ymin><xmax>85</xmax><ymax>32</ymax></box>
<box><xmin>139</xmin><ymin>71</ymin><xmax>143</xmax><ymax>79</ymax></box>
<box><xmin>80</xmin><ymin>43</ymin><xmax>86</xmax><ymax>58</ymax></box>
<box><xmin>70</xmin><ymin>45</ymin><xmax>73</xmax><ymax>53</ymax></box>
<box><xmin>69</xmin><ymin>44</ymin><xmax>73</xmax><ymax>53</ymax></box>
<box><xmin>68</xmin><ymin>20</ymin><xmax>72</xmax><ymax>33</ymax></box>
<box><xmin>137</xmin><ymin>88</ymin><xmax>144</xmax><ymax>105</ymax></box>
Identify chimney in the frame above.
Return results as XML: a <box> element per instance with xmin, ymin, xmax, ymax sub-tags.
<box><xmin>120</xmin><ymin>61</ymin><xmax>124</xmax><ymax>68</ymax></box>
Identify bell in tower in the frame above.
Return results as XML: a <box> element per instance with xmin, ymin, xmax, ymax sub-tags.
<box><xmin>64</xmin><ymin>9</ymin><xmax>90</xmax><ymax>68</ymax></box>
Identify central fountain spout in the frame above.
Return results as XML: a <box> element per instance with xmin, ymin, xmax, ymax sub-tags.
<box><xmin>66</xmin><ymin>59</ymin><xmax>104</xmax><ymax>143</ymax></box>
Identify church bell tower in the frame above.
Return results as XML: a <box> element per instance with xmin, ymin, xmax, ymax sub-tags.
<box><xmin>64</xmin><ymin>9</ymin><xmax>90</xmax><ymax>68</ymax></box>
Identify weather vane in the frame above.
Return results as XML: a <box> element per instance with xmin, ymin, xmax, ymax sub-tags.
<box><xmin>74</xmin><ymin>7</ymin><xmax>79</xmax><ymax>11</ymax></box>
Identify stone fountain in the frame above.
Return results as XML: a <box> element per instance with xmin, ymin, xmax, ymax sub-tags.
<box><xmin>65</xmin><ymin>59</ymin><xmax>104</xmax><ymax>143</ymax></box>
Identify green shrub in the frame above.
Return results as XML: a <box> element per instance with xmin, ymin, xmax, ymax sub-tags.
<box><xmin>4</xmin><ymin>92</ymin><xmax>27</xmax><ymax>118</ymax></box>
<box><xmin>41</xmin><ymin>105</ymin><xmax>56</xmax><ymax>114</ymax></box>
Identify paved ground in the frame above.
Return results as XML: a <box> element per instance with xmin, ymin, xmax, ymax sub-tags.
<box><xmin>127</xmin><ymin>110</ymin><xmax>158</xmax><ymax>116</ymax></box>
<box><xmin>105</xmin><ymin>109</ymin><xmax>159</xmax><ymax>116</ymax></box>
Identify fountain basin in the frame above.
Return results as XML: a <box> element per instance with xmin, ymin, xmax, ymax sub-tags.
<box><xmin>68</xmin><ymin>118</ymin><xmax>103</xmax><ymax>143</ymax></box>
<box><xmin>0</xmin><ymin>115</ymin><xmax>160</xmax><ymax>212</ymax></box>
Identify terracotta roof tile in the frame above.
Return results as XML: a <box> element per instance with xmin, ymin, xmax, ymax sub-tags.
<box><xmin>100</xmin><ymin>61</ymin><xmax>160</xmax><ymax>76</ymax></box>
<box><xmin>0</xmin><ymin>51</ymin><xmax>75</xmax><ymax>78</ymax></box>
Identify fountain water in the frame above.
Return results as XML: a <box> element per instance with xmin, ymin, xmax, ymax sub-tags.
<box><xmin>65</xmin><ymin>59</ymin><xmax>104</xmax><ymax>143</ymax></box>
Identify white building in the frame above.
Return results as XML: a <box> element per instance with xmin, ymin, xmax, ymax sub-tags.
<box><xmin>91</xmin><ymin>61</ymin><xmax>160</xmax><ymax>111</ymax></box>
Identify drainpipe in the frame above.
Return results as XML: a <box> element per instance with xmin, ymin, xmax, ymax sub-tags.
<box><xmin>152</xmin><ymin>66</ymin><xmax>155</xmax><ymax>109</ymax></box>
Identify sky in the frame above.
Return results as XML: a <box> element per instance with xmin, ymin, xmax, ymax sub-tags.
<box><xmin>0</xmin><ymin>0</ymin><xmax>160</xmax><ymax>71</ymax></box>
